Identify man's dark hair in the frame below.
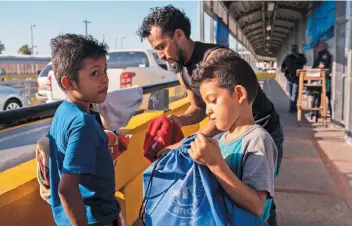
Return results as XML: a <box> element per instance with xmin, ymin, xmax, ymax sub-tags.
<box><xmin>50</xmin><ymin>34</ymin><xmax>108</xmax><ymax>90</ymax></box>
<box><xmin>137</xmin><ymin>5</ymin><xmax>191</xmax><ymax>40</ymax></box>
<box><xmin>192</xmin><ymin>49</ymin><xmax>258</xmax><ymax>103</ymax></box>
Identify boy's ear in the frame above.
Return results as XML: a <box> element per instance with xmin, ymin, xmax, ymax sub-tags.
<box><xmin>234</xmin><ymin>85</ymin><xmax>248</xmax><ymax>104</ymax></box>
<box><xmin>61</xmin><ymin>75</ymin><xmax>74</xmax><ymax>90</ymax></box>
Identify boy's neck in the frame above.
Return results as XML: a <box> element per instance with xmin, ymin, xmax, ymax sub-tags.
<box><xmin>66</xmin><ymin>95</ymin><xmax>91</xmax><ymax>112</ymax></box>
<box><xmin>226</xmin><ymin>115</ymin><xmax>255</xmax><ymax>141</ymax></box>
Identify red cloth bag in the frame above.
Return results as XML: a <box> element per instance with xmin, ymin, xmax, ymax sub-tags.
<box><xmin>143</xmin><ymin>116</ymin><xmax>184</xmax><ymax>163</ymax></box>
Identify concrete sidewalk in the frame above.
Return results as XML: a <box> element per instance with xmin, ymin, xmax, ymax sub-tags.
<box><xmin>264</xmin><ymin>77</ymin><xmax>352</xmax><ymax>226</ymax></box>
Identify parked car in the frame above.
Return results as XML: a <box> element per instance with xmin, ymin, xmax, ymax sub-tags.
<box><xmin>0</xmin><ymin>68</ymin><xmax>6</xmax><ymax>75</ymax></box>
<box><xmin>46</xmin><ymin>49</ymin><xmax>183</xmax><ymax>109</ymax></box>
<box><xmin>35</xmin><ymin>62</ymin><xmax>52</xmax><ymax>102</ymax></box>
<box><xmin>0</xmin><ymin>85</ymin><xmax>27</xmax><ymax>111</ymax></box>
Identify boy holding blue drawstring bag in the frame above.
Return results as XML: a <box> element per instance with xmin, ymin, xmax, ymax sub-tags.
<box><xmin>189</xmin><ymin>49</ymin><xmax>278</xmax><ymax>221</ymax></box>
<box><xmin>141</xmin><ymin>49</ymin><xmax>277</xmax><ymax>225</ymax></box>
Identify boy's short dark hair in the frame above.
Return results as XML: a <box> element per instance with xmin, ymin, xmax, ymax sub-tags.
<box><xmin>192</xmin><ymin>49</ymin><xmax>258</xmax><ymax>103</ymax></box>
<box><xmin>50</xmin><ymin>34</ymin><xmax>108</xmax><ymax>90</ymax></box>
<box><xmin>137</xmin><ymin>5</ymin><xmax>191</xmax><ymax>40</ymax></box>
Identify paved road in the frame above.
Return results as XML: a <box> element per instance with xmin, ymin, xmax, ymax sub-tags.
<box><xmin>0</xmin><ymin>119</ymin><xmax>51</xmax><ymax>171</ymax></box>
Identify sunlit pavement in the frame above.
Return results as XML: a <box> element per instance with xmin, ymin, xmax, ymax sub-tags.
<box><xmin>266</xmin><ymin>75</ymin><xmax>352</xmax><ymax>226</ymax></box>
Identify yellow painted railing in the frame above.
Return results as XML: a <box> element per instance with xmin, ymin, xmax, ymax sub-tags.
<box><xmin>0</xmin><ymin>72</ymin><xmax>275</xmax><ymax>82</ymax></box>
<box><xmin>0</xmin><ymin>74</ymin><xmax>38</xmax><ymax>81</ymax></box>
<box><xmin>256</xmin><ymin>72</ymin><xmax>276</xmax><ymax>79</ymax></box>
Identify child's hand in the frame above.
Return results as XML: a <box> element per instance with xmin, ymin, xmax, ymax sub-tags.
<box><xmin>188</xmin><ymin>134</ymin><xmax>223</xmax><ymax>167</ymax></box>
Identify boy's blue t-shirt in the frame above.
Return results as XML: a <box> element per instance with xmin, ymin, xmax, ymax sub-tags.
<box><xmin>48</xmin><ymin>100</ymin><xmax>119</xmax><ymax>226</ymax></box>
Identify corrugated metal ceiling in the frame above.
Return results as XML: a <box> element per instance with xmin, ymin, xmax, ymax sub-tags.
<box><xmin>223</xmin><ymin>1</ymin><xmax>312</xmax><ymax>57</ymax></box>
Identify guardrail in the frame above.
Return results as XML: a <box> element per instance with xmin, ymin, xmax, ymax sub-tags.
<box><xmin>0</xmin><ymin>80</ymin><xmax>180</xmax><ymax>130</ymax></box>
<box><xmin>0</xmin><ymin>74</ymin><xmax>38</xmax><ymax>81</ymax></box>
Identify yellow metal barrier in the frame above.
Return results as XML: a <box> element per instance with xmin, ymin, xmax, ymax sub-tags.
<box><xmin>0</xmin><ymin>74</ymin><xmax>38</xmax><ymax>81</ymax></box>
<box><xmin>0</xmin><ymin>97</ymin><xmax>206</xmax><ymax>226</ymax></box>
<box><xmin>256</xmin><ymin>72</ymin><xmax>276</xmax><ymax>79</ymax></box>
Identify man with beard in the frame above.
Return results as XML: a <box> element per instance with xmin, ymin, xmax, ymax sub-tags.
<box><xmin>137</xmin><ymin>5</ymin><xmax>283</xmax><ymax>225</ymax></box>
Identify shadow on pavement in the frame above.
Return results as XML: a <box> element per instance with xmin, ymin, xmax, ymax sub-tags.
<box><xmin>263</xmin><ymin>78</ymin><xmax>352</xmax><ymax>226</ymax></box>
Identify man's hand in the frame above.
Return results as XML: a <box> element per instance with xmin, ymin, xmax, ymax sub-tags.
<box><xmin>154</xmin><ymin>115</ymin><xmax>183</xmax><ymax>159</ymax></box>
<box><xmin>188</xmin><ymin>134</ymin><xmax>223</xmax><ymax>167</ymax></box>
<box><xmin>167</xmin><ymin>115</ymin><xmax>183</xmax><ymax>127</ymax></box>
<box><xmin>319</xmin><ymin>63</ymin><xmax>325</xmax><ymax>69</ymax></box>
<box><xmin>156</xmin><ymin>141</ymin><xmax>182</xmax><ymax>158</ymax></box>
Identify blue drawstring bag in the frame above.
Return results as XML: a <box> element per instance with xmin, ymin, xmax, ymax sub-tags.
<box><xmin>139</xmin><ymin>135</ymin><xmax>266</xmax><ymax>226</ymax></box>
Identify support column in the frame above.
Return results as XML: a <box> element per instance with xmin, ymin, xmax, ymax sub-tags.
<box><xmin>332</xmin><ymin>1</ymin><xmax>347</xmax><ymax>124</ymax></box>
<box><xmin>345</xmin><ymin>0</ymin><xmax>352</xmax><ymax>143</ymax></box>
<box><xmin>210</xmin><ymin>16</ymin><xmax>214</xmax><ymax>44</ymax></box>
<box><xmin>199</xmin><ymin>0</ymin><xmax>204</xmax><ymax>42</ymax></box>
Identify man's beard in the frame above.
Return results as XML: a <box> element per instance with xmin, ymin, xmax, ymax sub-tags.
<box><xmin>175</xmin><ymin>47</ymin><xmax>185</xmax><ymax>74</ymax></box>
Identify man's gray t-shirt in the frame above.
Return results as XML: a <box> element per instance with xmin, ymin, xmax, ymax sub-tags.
<box><xmin>215</xmin><ymin>124</ymin><xmax>277</xmax><ymax>199</ymax></box>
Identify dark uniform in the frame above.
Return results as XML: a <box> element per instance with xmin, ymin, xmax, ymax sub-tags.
<box><xmin>182</xmin><ymin>41</ymin><xmax>284</xmax><ymax>226</ymax></box>
<box><xmin>313</xmin><ymin>49</ymin><xmax>332</xmax><ymax>92</ymax></box>
<box><xmin>312</xmin><ymin>49</ymin><xmax>332</xmax><ymax>115</ymax></box>
<box><xmin>281</xmin><ymin>53</ymin><xmax>307</xmax><ymax>112</ymax></box>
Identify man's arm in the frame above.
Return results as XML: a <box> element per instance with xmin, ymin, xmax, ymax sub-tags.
<box><xmin>176</xmin><ymin>75</ymin><xmax>207</xmax><ymax>126</ymax></box>
<box><xmin>173</xmin><ymin>49</ymin><xmax>229</xmax><ymax>136</ymax></box>
<box><xmin>198</xmin><ymin>117</ymin><xmax>221</xmax><ymax>137</ymax></box>
<box><xmin>281</xmin><ymin>57</ymin><xmax>287</xmax><ymax>72</ymax></box>
<box><xmin>170</xmin><ymin>77</ymin><xmax>221</xmax><ymax>138</ymax></box>
<box><xmin>177</xmin><ymin>82</ymin><xmax>221</xmax><ymax>137</ymax></box>
<box><xmin>58</xmin><ymin>174</ymin><xmax>88</xmax><ymax>226</ymax></box>
<box><xmin>160</xmin><ymin>75</ymin><xmax>210</xmax><ymax>156</ymax></box>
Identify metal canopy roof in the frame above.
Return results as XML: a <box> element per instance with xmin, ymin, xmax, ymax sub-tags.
<box><xmin>223</xmin><ymin>1</ymin><xmax>312</xmax><ymax>57</ymax></box>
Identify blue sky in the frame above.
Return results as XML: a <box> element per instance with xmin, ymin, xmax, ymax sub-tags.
<box><xmin>0</xmin><ymin>1</ymin><xmax>209</xmax><ymax>55</ymax></box>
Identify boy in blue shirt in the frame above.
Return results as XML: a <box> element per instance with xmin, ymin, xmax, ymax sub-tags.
<box><xmin>188</xmin><ymin>49</ymin><xmax>277</xmax><ymax>220</ymax></box>
<box><xmin>48</xmin><ymin>34</ymin><xmax>123</xmax><ymax>226</ymax></box>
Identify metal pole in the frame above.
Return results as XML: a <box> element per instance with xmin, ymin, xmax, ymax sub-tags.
<box><xmin>30</xmin><ymin>25</ymin><xmax>35</xmax><ymax>55</ymax></box>
<box><xmin>120</xmin><ymin>36</ymin><xmax>125</xmax><ymax>49</ymax></box>
<box><xmin>83</xmin><ymin>20</ymin><xmax>91</xmax><ymax>36</ymax></box>
<box><xmin>345</xmin><ymin>0</ymin><xmax>352</xmax><ymax>143</ymax></box>
<box><xmin>210</xmin><ymin>17</ymin><xmax>214</xmax><ymax>44</ymax></box>
<box><xmin>199</xmin><ymin>0</ymin><xmax>204</xmax><ymax>42</ymax></box>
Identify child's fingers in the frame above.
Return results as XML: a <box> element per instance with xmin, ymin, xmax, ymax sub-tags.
<box><xmin>188</xmin><ymin>148</ymin><xmax>195</xmax><ymax>160</ymax></box>
<box><xmin>195</xmin><ymin>137</ymin><xmax>202</xmax><ymax>149</ymax></box>
<box><xmin>197</xmin><ymin>134</ymin><xmax>208</xmax><ymax>146</ymax></box>
<box><xmin>197</xmin><ymin>133</ymin><xmax>205</xmax><ymax>139</ymax></box>
<box><xmin>208</xmin><ymin>137</ymin><xmax>218</xmax><ymax>145</ymax></box>
<box><xmin>190</xmin><ymin>141</ymin><xmax>196</xmax><ymax>152</ymax></box>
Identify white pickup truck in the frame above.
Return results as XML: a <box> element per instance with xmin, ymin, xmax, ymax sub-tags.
<box><xmin>46</xmin><ymin>49</ymin><xmax>182</xmax><ymax>109</ymax></box>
